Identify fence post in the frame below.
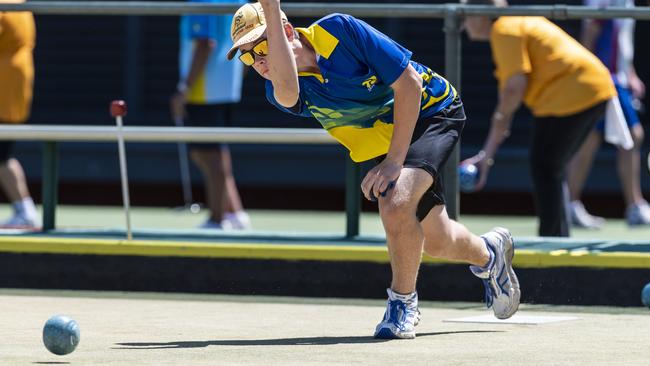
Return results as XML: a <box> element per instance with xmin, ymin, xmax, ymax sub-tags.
<box><xmin>42</xmin><ymin>141</ymin><xmax>59</xmax><ymax>231</ymax></box>
<box><xmin>443</xmin><ymin>5</ymin><xmax>462</xmax><ymax>220</ymax></box>
<box><xmin>345</xmin><ymin>157</ymin><xmax>361</xmax><ymax>238</ymax></box>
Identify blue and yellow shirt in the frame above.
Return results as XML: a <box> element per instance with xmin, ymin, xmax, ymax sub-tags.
<box><xmin>179</xmin><ymin>0</ymin><xmax>244</xmax><ymax>104</ymax></box>
<box><xmin>266</xmin><ymin>14</ymin><xmax>457</xmax><ymax>162</ymax></box>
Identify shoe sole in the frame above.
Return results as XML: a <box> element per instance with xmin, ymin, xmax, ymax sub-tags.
<box><xmin>571</xmin><ymin>217</ymin><xmax>605</xmax><ymax>229</ymax></box>
<box><xmin>493</xmin><ymin>227</ymin><xmax>520</xmax><ymax>319</ymax></box>
<box><xmin>0</xmin><ymin>224</ymin><xmax>39</xmax><ymax>230</ymax></box>
<box><xmin>627</xmin><ymin>221</ymin><xmax>650</xmax><ymax>226</ymax></box>
<box><xmin>374</xmin><ymin>327</ymin><xmax>415</xmax><ymax>339</ymax></box>
<box><xmin>373</xmin><ymin>309</ymin><xmax>420</xmax><ymax>340</ymax></box>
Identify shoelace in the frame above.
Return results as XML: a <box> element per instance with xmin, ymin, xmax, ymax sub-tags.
<box><xmin>388</xmin><ymin>299</ymin><xmax>417</xmax><ymax>330</ymax></box>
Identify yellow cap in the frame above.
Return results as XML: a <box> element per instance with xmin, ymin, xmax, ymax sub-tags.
<box><xmin>227</xmin><ymin>2</ymin><xmax>288</xmax><ymax>60</ymax></box>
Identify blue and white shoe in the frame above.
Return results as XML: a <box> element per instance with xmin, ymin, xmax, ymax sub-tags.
<box><xmin>373</xmin><ymin>288</ymin><xmax>421</xmax><ymax>339</ymax></box>
<box><xmin>470</xmin><ymin>227</ymin><xmax>520</xmax><ymax>319</ymax></box>
<box><xmin>626</xmin><ymin>201</ymin><xmax>650</xmax><ymax>226</ymax></box>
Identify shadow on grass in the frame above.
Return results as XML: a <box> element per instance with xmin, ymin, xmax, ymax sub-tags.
<box><xmin>113</xmin><ymin>330</ymin><xmax>502</xmax><ymax>349</ymax></box>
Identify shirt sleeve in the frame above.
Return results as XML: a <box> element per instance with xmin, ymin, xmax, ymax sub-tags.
<box><xmin>490</xmin><ymin>24</ymin><xmax>531</xmax><ymax>90</ymax></box>
<box><xmin>186</xmin><ymin>0</ymin><xmax>221</xmax><ymax>40</ymax></box>
<box><xmin>187</xmin><ymin>14</ymin><xmax>215</xmax><ymax>39</ymax></box>
<box><xmin>265</xmin><ymin>81</ymin><xmax>311</xmax><ymax>117</ymax></box>
<box><xmin>336</xmin><ymin>15</ymin><xmax>412</xmax><ymax>86</ymax></box>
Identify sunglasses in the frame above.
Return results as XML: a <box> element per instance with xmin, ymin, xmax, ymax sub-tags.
<box><xmin>238</xmin><ymin>39</ymin><xmax>269</xmax><ymax>66</ymax></box>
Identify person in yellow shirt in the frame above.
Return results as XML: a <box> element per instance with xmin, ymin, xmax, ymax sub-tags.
<box><xmin>0</xmin><ymin>1</ymin><xmax>38</xmax><ymax>228</ymax></box>
<box><xmin>461</xmin><ymin>0</ymin><xmax>617</xmax><ymax>237</ymax></box>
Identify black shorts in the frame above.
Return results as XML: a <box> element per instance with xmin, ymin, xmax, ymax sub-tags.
<box><xmin>185</xmin><ymin>103</ymin><xmax>233</xmax><ymax>150</ymax></box>
<box><xmin>0</xmin><ymin>120</ymin><xmax>15</xmax><ymax>162</ymax></box>
<box><xmin>0</xmin><ymin>141</ymin><xmax>14</xmax><ymax>162</ymax></box>
<box><xmin>376</xmin><ymin>98</ymin><xmax>466</xmax><ymax>221</ymax></box>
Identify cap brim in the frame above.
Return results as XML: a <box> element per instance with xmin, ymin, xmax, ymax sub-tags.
<box><xmin>226</xmin><ymin>25</ymin><xmax>267</xmax><ymax>60</ymax></box>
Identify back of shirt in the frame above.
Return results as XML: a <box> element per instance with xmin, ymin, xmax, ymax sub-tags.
<box><xmin>265</xmin><ymin>14</ymin><xmax>456</xmax><ymax>162</ymax></box>
<box><xmin>584</xmin><ymin>0</ymin><xmax>635</xmax><ymax>87</ymax></box>
<box><xmin>179</xmin><ymin>0</ymin><xmax>244</xmax><ymax>105</ymax></box>
<box><xmin>0</xmin><ymin>7</ymin><xmax>35</xmax><ymax>123</ymax></box>
<box><xmin>490</xmin><ymin>16</ymin><xmax>615</xmax><ymax>117</ymax></box>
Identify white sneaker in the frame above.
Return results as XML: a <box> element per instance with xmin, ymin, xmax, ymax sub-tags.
<box><xmin>221</xmin><ymin>211</ymin><xmax>251</xmax><ymax>230</ymax></box>
<box><xmin>373</xmin><ymin>288</ymin><xmax>421</xmax><ymax>339</ymax></box>
<box><xmin>470</xmin><ymin>227</ymin><xmax>520</xmax><ymax>319</ymax></box>
<box><xmin>198</xmin><ymin>219</ymin><xmax>222</xmax><ymax>230</ymax></box>
<box><xmin>626</xmin><ymin>201</ymin><xmax>650</xmax><ymax>226</ymax></box>
<box><xmin>570</xmin><ymin>201</ymin><xmax>605</xmax><ymax>229</ymax></box>
<box><xmin>0</xmin><ymin>214</ymin><xmax>37</xmax><ymax>229</ymax></box>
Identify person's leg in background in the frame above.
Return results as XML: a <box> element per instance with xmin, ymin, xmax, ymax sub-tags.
<box><xmin>218</xmin><ymin>105</ymin><xmax>249</xmax><ymax>230</ymax></box>
<box><xmin>567</xmin><ymin>128</ymin><xmax>606</xmax><ymax>229</ymax></box>
<box><xmin>568</xmin><ymin>86</ymin><xmax>650</xmax><ymax>227</ymax></box>
<box><xmin>619</xmin><ymin>122</ymin><xmax>650</xmax><ymax>225</ymax></box>
<box><xmin>612</xmin><ymin>86</ymin><xmax>650</xmax><ymax>225</ymax></box>
<box><xmin>185</xmin><ymin>104</ymin><xmax>226</xmax><ymax>229</ymax></box>
<box><xmin>0</xmin><ymin>141</ymin><xmax>37</xmax><ymax>228</ymax></box>
<box><xmin>187</xmin><ymin>104</ymin><xmax>249</xmax><ymax>230</ymax></box>
<box><xmin>219</xmin><ymin>145</ymin><xmax>250</xmax><ymax>229</ymax></box>
<box><xmin>190</xmin><ymin>146</ymin><xmax>227</xmax><ymax>228</ymax></box>
<box><xmin>530</xmin><ymin>121</ymin><xmax>570</xmax><ymax>237</ymax></box>
<box><xmin>530</xmin><ymin>102</ymin><xmax>606</xmax><ymax>236</ymax></box>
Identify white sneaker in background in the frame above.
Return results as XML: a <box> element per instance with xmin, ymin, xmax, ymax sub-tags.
<box><xmin>570</xmin><ymin>200</ymin><xmax>605</xmax><ymax>229</ymax></box>
<box><xmin>198</xmin><ymin>219</ymin><xmax>223</xmax><ymax>230</ymax></box>
<box><xmin>626</xmin><ymin>201</ymin><xmax>650</xmax><ymax>226</ymax></box>
<box><xmin>0</xmin><ymin>214</ymin><xmax>37</xmax><ymax>229</ymax></box>
<box><xmin>221</xmin><ymin>211</ymin><xmax>251</xmax><ymax>230</ymax></box>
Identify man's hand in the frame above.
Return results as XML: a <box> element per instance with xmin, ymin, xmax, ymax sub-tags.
<box><xmin>169</xmin><ymin>91</ymin><xmax>187</xmax><ymax>121</ymax></box>
<box><xmin>361</xmin><ymin>158</ymin><xmax>401</xmax><ymax>201</ymax></box>
<box><xmin>460</xmin><ymin>151</ymin><xmax>492</xmax><ymax>191</ymax></box>
<box><xmin>629</xmin><ymin>73</ymin><xmax>646</xmax><ymax>99</ymax></box>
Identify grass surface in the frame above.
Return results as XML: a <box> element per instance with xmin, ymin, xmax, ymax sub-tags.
<box><xmin>1</xmin><ymin>204</ymin><xmax>649</xmax><ymax>240</ymax></box>
<box><xmin>2</xmin><ymin>289</ymin><xmax>649</xmax><ymax>365</ymax></box>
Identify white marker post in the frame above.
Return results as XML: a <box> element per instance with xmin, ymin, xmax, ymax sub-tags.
<box><xmin>174</xmin><ymin>116</ymin><xmax>200</xmax><ymax>214</ymax></box>
<box><xmin>110</xmin><ymin>100</ymin><xmax>132</xmax><ymax>240</ymax></box>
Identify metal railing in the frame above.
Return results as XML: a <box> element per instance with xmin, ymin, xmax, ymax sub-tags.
<box><xmin>1</xmin><ymin>2</ymin><xmax>648</xmax><ymax>236</ymax></box>
<box><xmin>0</xmin><ymin>125</ymin><xmax>336</xmax><ymax>144</ymax></box>
<box><xmin>0</xmin><ymin>125</ymin><xmax>345</xmax><ymax>233</ymax></box>
<box><xmin>3</xmin><ymin>2</ymin><xmax>650</xmax><ymax>19</ymax></box>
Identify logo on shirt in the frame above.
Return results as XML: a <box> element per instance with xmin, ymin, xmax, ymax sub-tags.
<box><xmin>362</xmin><ymin>76</ymin><xmax>378</xmax><ymax>92</ymax></box>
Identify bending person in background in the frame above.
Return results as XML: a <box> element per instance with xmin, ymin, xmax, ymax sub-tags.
<box><xmin>0</xmin><ymin>1</ymin><xmax>38</xmax><ymax>228</ymax></box>
<box><xmin>170</xmin><ymin>0</ymin><xmax>250</xmax><ymax>230</ymax></box>
<box><xmin>461</xmin><ymin>0</ymin><xmax>617</xmax><ymax>237</ymax></box>
<box><xmin>567</xmin><ymin>0</ymin><xmax>650</xmax><ymax>228</ymax></box>
<box><xmin>226</xmin><ymin>1</ymin><xmax>520</xmax><ymax>339</ymax></box>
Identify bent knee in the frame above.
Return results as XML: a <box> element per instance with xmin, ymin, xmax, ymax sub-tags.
<box><xmin>380</xmin><ymin>200</ymin><xmax>418</xmax><ymax>234</ymax></box>
<box><xmin>380</xmin><ymin>197</ymin><xmax>417</xmax><ymax>220</ymax></box>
